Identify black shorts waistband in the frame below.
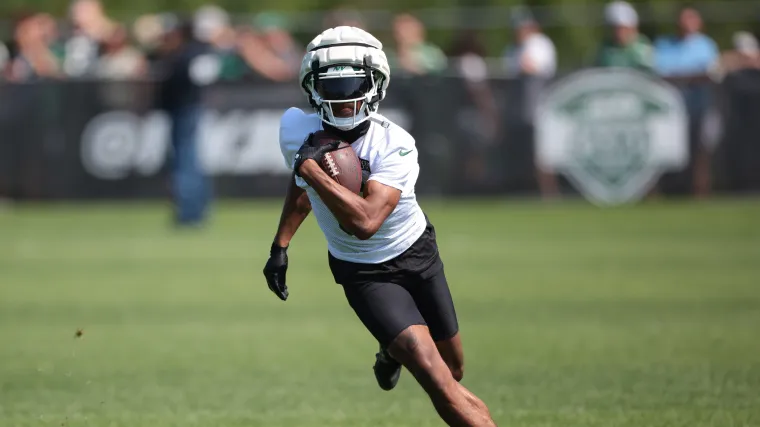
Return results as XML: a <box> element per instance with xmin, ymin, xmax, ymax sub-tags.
<box><xmin>328</xmin><ymin>216</ymin><xmax>443</xmax><ymax>285</ymax></box>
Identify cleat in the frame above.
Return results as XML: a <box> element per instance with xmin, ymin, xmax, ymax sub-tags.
<box><xmin>373</xmin><ymin>346</ymin><xmax>402</xmax><ymax>391</ymax></box>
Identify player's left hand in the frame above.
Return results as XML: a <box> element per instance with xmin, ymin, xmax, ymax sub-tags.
<box><xmin>263</xmin><ymin>243</ymin><xmax>289</xmax><ymax>301</ymax></box>
<box><xmin>293</xmin><ymin>134</ymin><xmax>340</xmax><ymax>177</ymax></box>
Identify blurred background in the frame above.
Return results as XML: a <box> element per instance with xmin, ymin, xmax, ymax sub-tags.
<box><xmin>1</xmin><ymin>1</ymin><xmax>759</xmax><ymax>426</ymax></box>
<box><xmin>1</xmin><ymin>0</ymin><xmax>759</xmax><ymax>210</ymax></box>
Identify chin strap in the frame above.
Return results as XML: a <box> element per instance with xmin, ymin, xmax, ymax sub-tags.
<box><xmin>324</xmin><ymin>119</ymin><xmax>371</xmax><ymax>143</ymax></box>
<box><xmin>331</xmin><ymin>109</ymin><xmax>367</xmax><ymax>130</ymax></box>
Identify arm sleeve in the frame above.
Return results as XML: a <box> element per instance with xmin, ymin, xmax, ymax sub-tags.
<box><xmin>368</xmin><ymin>133</ymin><xmax>420</xmax><ymax>195</ymax></box>
<box><xmin>279</xmin><ymin>107</ymin><xmax>310</xmax><ymax>170</ymax></box>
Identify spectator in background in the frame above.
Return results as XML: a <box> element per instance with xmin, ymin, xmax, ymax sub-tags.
<box><xmin>64</xmin><ymin>0</ymin><xmax>114</xmax><ymax>77</ymax></box>
<box><xmin>7</xmin><ymin>12</ymin><xmax>61</xmax><ymax>82</ymax></box>
<box><xmin>716</xmin><ymin>31</ymin><xmax>760</xmax><ymax>193</ymax></box>
<box><xmin>501</xmin><ymin>8</ymin><xmax>559</xmax><ymax>198</ymax></box>
<box><xmin>654</xmin><ymin>5</ymin><xmax>719</xmax><ymax>197</ymax></box>
<box><xmin>448</xmin><ymin>30</ymin><xmax>499</xmax><ymax>185</ymax></box>
<box><xmin>156</xmin><ymin>16</ymin><xmax>217</xmax><ymax>227</ymax></box>
<box><xmin>37</xmin><ymin>13</ymin><xmax>66</xmax><ymax>68</ymax></box>
<box><xmin>254</xmin><ymin>12</ymin><xmax>301</xmax><ymax>76</ymax></box>
<box><xmin>388</xmin><ymin>13</ymin><xmax>447</xmax><ymax>76</ymax></box>
<box><xmin>193</xmin><ymin>4</ymin><xmax>249</xmax><ymax>81</ymax></box>
<box><xmin>595</xmin><ymin>1</ymin><xmax>653</xmax><ymax>70</ymax></box>
<box><xmin>503</xmin><ymin>7</ymin><xmax>556</xmax><ymax>79</ymax></box>
<box><xmin>655</xmin><ymin>5</ymin><xmax>718</xmax><ymax>78</ymax></box>
<box><xmin>133</xmin><ymin>13</ymin><xmax>166</xmax><ymax>65</ymax></box>
<box><xmin>718</xmin><ymin>31</ymin><xmax>760</xmax><ymax>75</ymax></box>
<box><xmin>96</xmin><ymin>24</ymin><xmax>147</xmax><ymax>80</ymax></box>
<box><xmin>236</xmin><ymin>12</ymin><xmax>300</xmax><ymax>82</ymax></box>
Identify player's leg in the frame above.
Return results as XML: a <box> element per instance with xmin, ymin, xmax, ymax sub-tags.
<box><xmin>388</xmin><ymin>325</ymin><xmax>497</xmax><ymax>427</ymax></box>
<box><xmin>409</xmin><ymin>266</ymin><xmax>464</xmax><ymax>380</ymax></box>
<box><xmin>408</xmin><ymin>267</ymin><xmax>495</xmax><ymax>420</ymax></box>
<box><xmin>342</xmin><ymin>279</ymin><xmax>496</xmax><ymax>425</ymax></box>
<box><xmin>436</xmin><ymin>333</ymin><xmax>465</xmax><ymax>381</ymax></box>
<box><xmin>341</xmin><ymin>280</ymin><xmax>424</xmax><ymax>390</ymax></box>
<box><xmin>435</xmin><ymin>333</ymin><xmax>494</xmax><ymax>418</ymax></box>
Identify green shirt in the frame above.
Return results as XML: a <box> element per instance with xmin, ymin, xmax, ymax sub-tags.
<box><xmin>387</xmin><ymin>42</ymin><xmax>448</xmax><ymax>75</ymax></box>
<box><xmin>595</xmin><ymin>35</ymin><xmax>654</xmax><ymax>71</ymax></box>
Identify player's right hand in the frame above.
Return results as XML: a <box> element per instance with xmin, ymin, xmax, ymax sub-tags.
<box><xmin>263</xmin><ymin>243</ymin><xmax>289</xmax><ymax>301</ymax></box>
<box><xmin>293</xmin><ymin>133</ymin><xmax>340</xmax><ymax>177</ymax></box>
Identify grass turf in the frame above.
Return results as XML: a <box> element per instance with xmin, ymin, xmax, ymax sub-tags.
<box><xmin>1</xmin><ymin>198</ymin><xmax>759</xmax><ymax>427</ymax></box>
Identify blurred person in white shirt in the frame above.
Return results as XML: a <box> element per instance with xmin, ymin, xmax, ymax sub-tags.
<box><xmin>96</xmin><ymin>24</ymin><xmax>147</xmax><ymax>80</ymax></box>
<box><xmin>718</xmin><ymin>31</ymin><xmax>760</xmax><ymax>75</ymax></box>
<box><xmin>65</xmin><ymin>0</ymin><xmax>114</xmax><ymax>77</ymax></box>
<box><xmin>503</xmin><ymin>8</ymin><xmax>560</xmax><ymax>199</ymax></box>
<box><xmin>503</xmin><ymin>7</ymin><xmax>556</xmax><ymax>78</ymax></box>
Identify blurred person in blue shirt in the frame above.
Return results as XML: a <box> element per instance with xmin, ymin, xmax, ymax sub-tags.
<box><xmin>654</xmin><ymin>5</ymin><xmax>719</xmax><ymax>197</ymax></box>
<box><xmin>654</xmin><ymin>5</ymin><xmax>719</xmax><ymax>104</ymax></box>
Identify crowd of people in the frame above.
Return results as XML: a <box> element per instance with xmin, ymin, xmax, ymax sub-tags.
<box><xmin>1</xmin><ymin>0</ymin><xmax>759</xmax><ymax>204</ymax></box>
<box><xmin>1</xmin><ymin>1</ymin><xmax>759</xmax><ymax>84</ymax></box>
<box><xmin>0</xmin><ymin>1</ymin><xmax>300</xmax><ymax>82</ymax></box>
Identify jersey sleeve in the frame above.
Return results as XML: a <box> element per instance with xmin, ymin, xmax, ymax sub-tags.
<box><xmin>279</xmin><ymin>107</ymin><xmax>309</xmax><ymax>170</ymax></box>
<box><xmin>279</xmin><ymin>107</ymin><xmax>314</xmax><ymax>188</ymax></box>
<box><xmin>367</xmin><ymin>129</ymin><xmax>420</xmax><ymax>195</ymax></box>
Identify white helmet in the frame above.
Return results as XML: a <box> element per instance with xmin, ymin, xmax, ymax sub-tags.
<box><xmin>299</xmin><ymin>26</ymin><xmax>391</xmax><ymax>130</ymax></box>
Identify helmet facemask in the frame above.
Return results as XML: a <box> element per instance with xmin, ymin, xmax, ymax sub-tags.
<box><xmin>304</xmin><ymin>64</ymin><xmax>384</xmax><ymax>131</ymax></box>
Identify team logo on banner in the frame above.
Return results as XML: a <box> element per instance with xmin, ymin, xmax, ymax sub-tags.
<box><xmin>536</xmin><ymin>68</ymin><xmax>689</xmax><ymax>205</ymax></box>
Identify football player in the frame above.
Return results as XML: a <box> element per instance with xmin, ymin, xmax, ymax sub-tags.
<box><xmin>263</xmin><ymin>26</ymin><xmax>496</xmax><ymax>426</ymax></box>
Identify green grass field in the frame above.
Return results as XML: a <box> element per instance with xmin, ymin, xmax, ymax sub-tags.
<box><xmin>1</xmin><ymin>199</ymin><xmax>759</xmax><ymax>427</ymax></box>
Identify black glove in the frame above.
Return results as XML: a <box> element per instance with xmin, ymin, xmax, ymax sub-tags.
<box><xmin>293</xmin><ymin>134</ymin><xmax>340</xmax><ymax>177</ymax></box>
<box><xmin>263</xmin><ymin>243</ymin><xmax>289</xmax><ymax>301</ymax></box>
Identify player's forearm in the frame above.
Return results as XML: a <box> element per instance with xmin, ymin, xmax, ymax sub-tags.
<box><xmin>299</xmin><ymin>161</ymin><xmax>379</xmax><ymax>239</ymax></box>
<box><xmin>273</xmin><ymin>173</ymin><xmax>311</xmax><ymax>247</ymax></box>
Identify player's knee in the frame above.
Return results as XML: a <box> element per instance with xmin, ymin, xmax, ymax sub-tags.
<box><xmin>390</xmin><ymin>328</ymin><xmax>433</xmax><ymax>371</ymax></box>
<box><xmin>389</xmin><ymin>327</ymin><xmax>452</xmax><ymax>392</ymax></box>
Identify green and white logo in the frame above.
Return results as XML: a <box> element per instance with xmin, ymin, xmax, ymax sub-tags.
<box><xmin>536</xmin><ymin>68</ymin><xmax>688</xmax><ymax>205</ymax></box>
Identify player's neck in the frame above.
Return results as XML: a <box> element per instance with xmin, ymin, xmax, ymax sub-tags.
<box><xmin>323</xmin><ymin>121</ymin><xmax>371</xmax><ymax>143</ymax></box>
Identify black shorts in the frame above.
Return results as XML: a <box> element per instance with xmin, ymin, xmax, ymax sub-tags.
<box><xmin>328</xmin><ymin>218</ymin><xmax>459</xmax><ymax>348</ymax></box>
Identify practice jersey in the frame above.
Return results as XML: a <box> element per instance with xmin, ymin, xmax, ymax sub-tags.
<box><xmin>279</xmin><ymin>107</ymin><xmax>427</xmax><ymax>264</ymax></box>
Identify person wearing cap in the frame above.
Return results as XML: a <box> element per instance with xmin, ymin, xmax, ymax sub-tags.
<box><xmin>594</xmin><ymin>1</ymin><xmax>654</xmax><ymax>70</ymax></box>
<box><xmin>501</xmin><ymin>7</ymin><xmax>559</xmax><ymax>198</ymax></box>
<box><xmin>503</xmin><ymin>7</ymin><xmax>556</xmax><ymax>78</ymax></box>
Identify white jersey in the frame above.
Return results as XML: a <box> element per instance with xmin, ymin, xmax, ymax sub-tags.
<box><xmin>279</xmin><ymin>107</ymin><xmax>427</xmax><ymax>264</ymax></box>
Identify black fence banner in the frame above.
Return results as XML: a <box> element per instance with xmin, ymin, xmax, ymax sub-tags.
<box><xmin>1</xmin><ymin>73</ymin><xmax>759</xmax><ymax>200</ymax></box>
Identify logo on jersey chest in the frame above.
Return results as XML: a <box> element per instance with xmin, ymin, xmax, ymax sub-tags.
<box><xmin>360</xmin><ymin>159</ymin><xmax>371</xmax><ymax>174</ymax></box>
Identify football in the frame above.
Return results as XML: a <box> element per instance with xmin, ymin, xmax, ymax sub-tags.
<box><xmin>311</xmin><ymin>131</ymin><xmax>363</xmax><ymax>194</ymax></box>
